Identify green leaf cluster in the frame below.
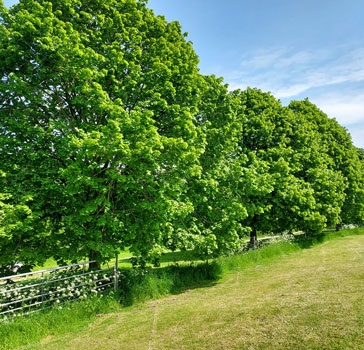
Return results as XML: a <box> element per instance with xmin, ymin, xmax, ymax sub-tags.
<box><xmin>1</xmin><ymin>0</ymin><xmax>363</xmax><ymax>266</ymax></box>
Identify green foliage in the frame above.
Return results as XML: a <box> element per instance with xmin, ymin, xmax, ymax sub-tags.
<box><xmin>288</xmin><ymin>99</ymin><xmax>364</xmax><ymax>225</ymax></box>
<box><xmin>0</xmin><ymin>0</ymin><xmax>363</xmax><ymax>267</ymax></box>
<box><xmin>229</xmin><ymin>89</ymin><xmax>359</xmax><ymax>239</ymax></box>
<box><xmin>233</xmin><ymin>89</ymin><xmax>316</xmax><ymax>235</ymax></box>
<box><xmin>0</xmin><ymin>0</ymin><xmax>204</xmax><ymax>265</ymax></box>
<box><xmin>0</xmin><ymin>172</ymin><xmax>36</xmax><ymax>267</ymax></box>
<box><xmin>172</xmin><ymin>75</ymin><xmax>250</xmax><ymax>259</ymax></box>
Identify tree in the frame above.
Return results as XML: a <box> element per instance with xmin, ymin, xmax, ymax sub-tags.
<box><xmin>0</xmin><ymin>170</ymin><xmax>37</xmax><ymax>271</ymax></box>
<box><xmin>234</xmin><ymin>89</ymin><xmax>345</xmax><ymax>241</ymax></box>
<box><xmin>288</xmin><ymin>99</ymin><xmax>364</xmax><ymax>227</ymax></box>
<box><xmin>171</xmin><ymin>75</ymin><xmax>249</xmax><ymax>259</ymax></box>
<box><xmin>0</xmin><ymin>0</ymin><xmax>205</xmax><ymax>266</ymax></box>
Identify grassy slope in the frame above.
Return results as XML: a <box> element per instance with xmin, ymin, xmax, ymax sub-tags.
<box><xmin>18</xmin><ymin>232</ymin><xmax>364</xmax><ymax>350</ymax></box>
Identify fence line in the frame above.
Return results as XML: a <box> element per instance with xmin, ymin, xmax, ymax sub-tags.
<box><xmin>0</xmin><ymin>260</ymin><xmax>119</xmax><ymax>320</ymax></box>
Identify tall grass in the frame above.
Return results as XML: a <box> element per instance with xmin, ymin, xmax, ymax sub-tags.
<box><xmin>295</xmin><ymin>226</ymin><xmax>364</xmax><ymax>248</ymax></box>
<box><xmin>0</xmin><ymin>294</ymin><xmax>120</xmax><ymax>350</ymax></box>
<box><xmin>118</xmin><ymin>261</ymin><xmax>222</xmax><ymax>306</ymax></box>
<box><xmin>218</xmin><ymin>239</ymin><xmax>301</xmax><ymax>274</ymax></box>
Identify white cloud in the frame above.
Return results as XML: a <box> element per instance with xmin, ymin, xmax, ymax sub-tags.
<box><xmin>222</xmin><ymin>46</ymin><xmax>364</xmax><ymax>148</ymax></box>
<box><xmin>311</xmin><ymin>93</ymin><xmax>364</xmax><ymax>126</ymax></box>
<box><xmin>224</xmin><ymin>46</ymin><xmax>364</xmax><ymax>100</ymax></box>
<box><xmin>350</xmin><ymin>127</ymin><xmax>364</xmax><ymax>149</ymax></box>
<box><xmin>310</xmin><ymin>93</ymin><xmax>364</xmax><ymax>148</ymax></box>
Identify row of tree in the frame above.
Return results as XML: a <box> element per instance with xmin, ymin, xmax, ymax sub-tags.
<box><xmin>1</xmin><ymin>0</ymin><xmax>363</xmax><ymax>269</ymax></box>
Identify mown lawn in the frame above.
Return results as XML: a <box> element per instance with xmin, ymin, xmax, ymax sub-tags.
<box><xmin>14</xmin><ymin>232</ymin><xmax>364</xmax><ymax>350</ymax></box>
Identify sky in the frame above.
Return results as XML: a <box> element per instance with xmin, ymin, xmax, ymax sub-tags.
<box><xmin>3</xmin><ymin>0</ymin><xmax>364</xmax><ymax>148</ymax></box>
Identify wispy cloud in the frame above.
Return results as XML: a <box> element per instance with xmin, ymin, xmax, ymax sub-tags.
<box><xmin>349</xmin><ymin>126</ymin><xmax>364</xmax><ymax>149</ymax></box>
<box><xmin>221</xmin><ymin>46</ymin><xmax>364</xmax><ymax>148</ymax></box>
<box><xmin>224</xmin><ymin>46</ymin><xmax>364</xmax><ymax>100</ymax></box>
<box><xmin>311</xmin><ymin>92</ymin><xmax>364</xmax><ymax>126</ymax></box>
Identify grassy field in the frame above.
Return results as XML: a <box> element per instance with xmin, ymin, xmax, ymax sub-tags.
<box><xmin>32</xmin><ymin>248</ymin><xmax>200</xmax><ymax>271</ymax></box>
<box><xmin>4</xmin><ymin>229</ymin><xmax>364</xmax><ymax>349</ymax></box>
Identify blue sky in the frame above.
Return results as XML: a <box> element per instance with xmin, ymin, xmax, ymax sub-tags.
<box><xmin>3</xmin><ymin>0</ymin><xmax>364</xmax><ymax>148</ymax></box>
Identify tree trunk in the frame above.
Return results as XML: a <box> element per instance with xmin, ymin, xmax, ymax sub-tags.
<box><xmin>249</xmin><ymin>229</ymin><xmax>257</xmax><ymax>248</ymax></box>
<box><xmin>88</xmin><ymin>249</ymin><xmax>101</xmax><ymax>270</ymax></box>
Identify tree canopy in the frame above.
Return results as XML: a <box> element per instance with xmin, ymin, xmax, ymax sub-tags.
<box><xmin>0</xmin><ymin>0</ymin><xmax>205</xmax><ymax>266</ymax></box>
<box><xmin>1</xmin><ymin>0</ymin><xmax>363</xmax><ymax>268</ymax></box>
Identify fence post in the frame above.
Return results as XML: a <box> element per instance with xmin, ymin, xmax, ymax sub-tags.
<box><xmin>114</xmin><ymin>255</ymin><xmax>119</xmax><ymax>292</ymax></box>
<box><xmin>41</xmin><ymin>271</ymin><xmax>45</xmax><ymax>310</ymax></box>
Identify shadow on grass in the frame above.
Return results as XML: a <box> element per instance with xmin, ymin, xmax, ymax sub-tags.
<box><xmin>117</xmin><ymin>250</ymin><xmax>201</xmax><ymax>268</ymax></box>
<box><xmin>159</xmin><ymin>250</ymin><xmax>202</xmax><ymax>264</ymax></box>
<box><xmin>117</xmin><ymin>227</ymin><xmax>364</xmax><ymax>307</ymax></box>
<box><xmin>294</xmin><ymin>232</ymin><xmax>327</xmax><ymax>249</ymax></box>
<box><xmin>118</xmin><ymin>260</ymin><xmax>222</xmax><ymax>307</ymax></box>
<box><xmin>294</xmin><ymin>226</ymin><xmax>364</xmax><ymax>250</ymax></box>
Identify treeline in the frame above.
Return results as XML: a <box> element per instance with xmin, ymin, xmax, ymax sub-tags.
<box><xmin>1</xmin><ymin>0</ymin><xmax>363</xmax><ymax>269</ymax></box>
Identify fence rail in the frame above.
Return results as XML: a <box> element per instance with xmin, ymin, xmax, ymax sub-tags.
<box><xmin>0</xmin><ymin>260</ymin><xmax>119</xmax><ymax>320</ymax></box>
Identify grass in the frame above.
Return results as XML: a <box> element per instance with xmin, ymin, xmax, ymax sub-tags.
<box><xmin>0</xmin><ymin>294</ymin><xmax>122</xmax><ymax>350</ymax></box>
<box><xmin>32</xmin><ymin>250</ymin><xmax>134</xmax><ymax>271</ymax></box>
<box><xmin>2</xmin><ymin>227</ymin><xmax>364</xmax><ymax>349</ymax></box>
<box><xmin>33</xmin><ymin>248</ymin><xmax>199</xmax><ymax>271</ymax></box>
